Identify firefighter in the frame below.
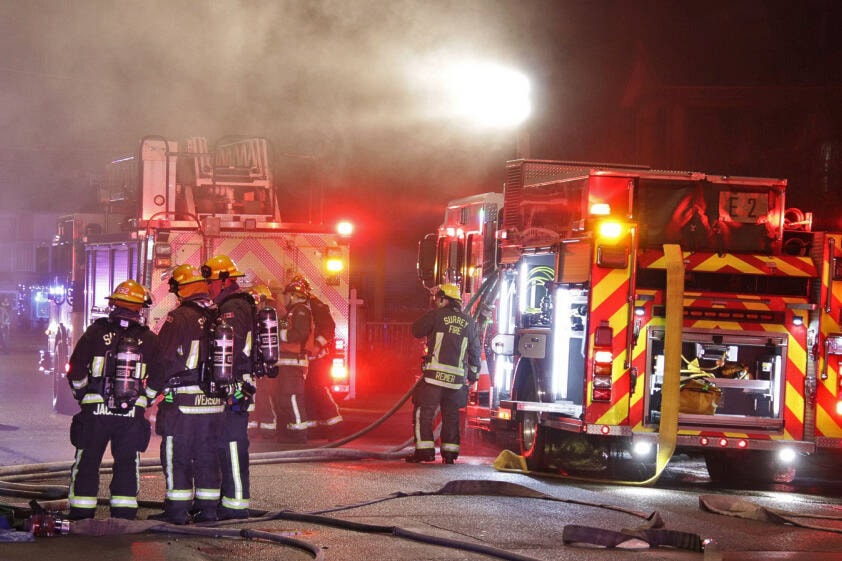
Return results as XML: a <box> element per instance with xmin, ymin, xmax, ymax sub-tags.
<box><xmin>303</xmin><ymin>284</ymin><xmax>344</xmax><ymax>438</ymax></box>
<box><xmin>202</xmin><ymin>254</ymin><xmax>258</xmax><ymax>520</ymax></box>
<box><xmin>146</xmin><ymin>265</ymin><xmax>225</xmax><ymax>525</ymax></box>
<box><xmin>275</xmin><ymin>275</ymin><xmax>313</xmax><ymax>443</ymax></box>
<box><xmin>249</xmin><ymin>283</ymin><xmax>281</xmax><ymax>440</ymax></box>
<box><xmin>66</xmin><ymin>279</ymin><xmax>160</xmax><ymax>520</ymax></box>
<box><xmin>407</xmin><ymin>283</ymin><xmax>481</xmax><ymax>464</ymax></box>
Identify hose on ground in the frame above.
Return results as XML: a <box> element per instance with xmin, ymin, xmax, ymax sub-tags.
<box><xmin>149</xmin><ymin>524</ymin><xmax>325</xmax><ymax>561</ymax></box>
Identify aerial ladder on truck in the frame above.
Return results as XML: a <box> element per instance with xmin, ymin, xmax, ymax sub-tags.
<box><xmin>41</xmin><ymin>135</ymin><xmax>356</xmax><ymax>413</ymax></box>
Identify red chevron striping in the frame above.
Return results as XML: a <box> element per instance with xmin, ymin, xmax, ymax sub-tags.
<box><xmin>783</xmin><ymin>354</ymin><xmax>805</xmax><ymax>440</ymax></box>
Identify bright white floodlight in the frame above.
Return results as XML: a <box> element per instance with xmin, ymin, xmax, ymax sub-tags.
<box><xmin>444</xmin><ymin>62</ymin><xmax>532</xmax><ymax>129</ymax></box>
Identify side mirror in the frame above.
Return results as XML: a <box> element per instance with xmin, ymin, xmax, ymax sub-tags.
<box><xmin>417</xmin><ymin>233</ymin><xmax>438</xmax><ymax>288</ymax></box>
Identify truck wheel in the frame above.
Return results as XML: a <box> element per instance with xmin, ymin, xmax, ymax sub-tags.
<box><xmin>52</xmin><ymin>337</ymin><xmax>79</xmax><ymax>416</ymax></box>
<box><xmin>518</xmin><ymin>411</ymin><xmax>547</xmax><ymax>470</ymax></box>
<box><xmin>517</xmin><ymin>363</ymin><xmax>549</xmax><ymax>471</ymax></box>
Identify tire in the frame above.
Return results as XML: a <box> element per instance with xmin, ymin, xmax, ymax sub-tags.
<box><xmin>518</xmin><ymin>410</ymin><xmax>548</xmax><ymax>470</ymax></box>
<box><xmin>52</xmin><ymin>335</ymin><xmax>79</xmax><ymax>416</ymax></box>
<box><xmin>515</xmin><ymin>362</ymin><xmax>549</xmax><ymax>470</ymax></box>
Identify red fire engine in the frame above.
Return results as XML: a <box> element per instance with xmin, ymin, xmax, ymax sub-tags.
<box><xmin>41</xmin><ymin>136</ymin><xmax>355</xmax><ymax>414</ymax></box>
<box><xmin>419</xmin><ymin>159</ymin><xmax>842</xmax><ymax>484</ymax></box>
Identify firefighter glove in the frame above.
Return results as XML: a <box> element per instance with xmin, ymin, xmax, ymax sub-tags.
<box><xmin>230</xmin><ymin>382</ymin><xmax>255</xmax><ymax>413</ymax></box>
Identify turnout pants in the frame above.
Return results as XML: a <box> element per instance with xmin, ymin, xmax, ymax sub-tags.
<box><xmin>305</xmin><ymin>356</ymin><xmax>343</xmax><ymax>427</ymax></box>
<box><xmin>68</xmin><ymin>407</ymin><xmax>151</xmax><ymax>520</ymax></box>
<box><xmin>274</xmin><ymin>367</ymin><xmax>309</xmax><ymax>440</ymax></box>
<box><xmin>157</xmin><ymin>404</ymin><xmax>223</xmax><ymax>521</ymax></box>
<box><xmin>218</xmin><ymin>407</ymin><xmax>251</xmax><ymax>518</ymax></box>
<box><xmin>411</xmin><ymin>380</ymin><xmax>464</xmax><ymax>460</ymax></box>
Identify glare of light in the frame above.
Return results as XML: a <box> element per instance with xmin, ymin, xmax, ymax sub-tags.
<box><xmin>325</xmin><ymin>257</ymin><xmax>344</xmax><ymax>273</ymax></box>
<box><xmin>330</xmin><ymin>361</ymin><xmax>348</xmax><ymax>381</ymax></box>
<box><xmin>552</xmin><ymin>286</ymin><xmax>572</xmax><ymax>399</ymax></box>
<box><xmin>632</xmin><ymin>440</ymin><xmax>653</xmax><ymax>457</ymax></box>
<box><xmin>336</xmin><ymin>221</ymin><xmax>353</xmax><ymax>237</ymax></box>
<box><xmin>590</xmin><ymin>203</ymin><xmax>611</xmax><ymax>216</ymax></box>
<box><xmin>442</xmin><ymin>62</ymin><xmax>531</xmax><ymax>129</ymax></box>
<box><xmin>778</xmin><ymin>447</ymin><xmax>797</xmax><ymax>464</ymax></box>
<box><xmin>599</xmin><ymin>221</ymin><xmax>624</xmax><ymax>239</ymax></box>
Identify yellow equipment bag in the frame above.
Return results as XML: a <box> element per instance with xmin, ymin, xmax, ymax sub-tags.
<box><xmin>679</xmin><ymin>358</ymin><xmax>721</xmax><ymax>414</ymax></box>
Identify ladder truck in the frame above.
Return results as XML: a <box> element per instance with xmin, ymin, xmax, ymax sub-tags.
<box><xmin>41</xmin><ymin>136</ymin><xmax>355</xmax><ymax>414</ymax></box>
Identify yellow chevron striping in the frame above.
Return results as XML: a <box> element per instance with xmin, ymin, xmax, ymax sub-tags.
<box><xmin>591</xmin><ymin>269</ymin><xmax>628</xmax><ymax>312</ymax></box>
<box><xmin>816</xmin><ymin>403</ymin><xmax>842</xmax><ymax>438</ymax></box>
<box><xmin>696</xmin><ymin>253</ymin><xmax>764</xmax><ymax>274</ymax></box>
<box><xmin>784</xmin><ymin>380</ymin><xmax>805</xmax><ymax>425</ymax></box>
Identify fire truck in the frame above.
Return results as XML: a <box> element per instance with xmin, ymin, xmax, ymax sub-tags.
<box><xmin>40</xmin><ymin>135</ymin><xmax>355</xmax><ymax>414</ymax></box>
<box><xmin>419</xmin><ymin>159</ymin><xmax>842</xmax><ymax>484</ymax></box>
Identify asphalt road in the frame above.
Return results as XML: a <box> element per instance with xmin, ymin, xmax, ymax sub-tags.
<box><xmin>2</xmin><ymin>330</ymin><xmax>842</xmax><ymax>560</ymax></box>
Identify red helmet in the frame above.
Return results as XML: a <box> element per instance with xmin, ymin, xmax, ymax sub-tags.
<box><xmin>284</xmin><ymin>275</ymin><xmax>311</xmax><ymax>298</ymax></box>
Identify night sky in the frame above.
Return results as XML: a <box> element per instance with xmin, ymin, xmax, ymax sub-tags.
<box><xmin>1</xmin><ymin>0</ymin><xmax>840</xmax><ymax>243</ymax></box>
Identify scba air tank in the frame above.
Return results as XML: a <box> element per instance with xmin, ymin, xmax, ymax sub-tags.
<box><xmin>257</xmin><ymin>306</ymin><xmax>279</xmax><ymax>363</ymax></box>
<box><xmin>212</xmin><ymin>319</ymin><xmax>235</xmax><ymax>387</ymax></box>
<box><xmin>109</xmin><ymin>337</ymin><xmax>142</xmax><ymax>412</ymax></box>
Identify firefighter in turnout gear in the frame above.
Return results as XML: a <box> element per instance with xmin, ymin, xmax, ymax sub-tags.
<box><xmin>250</xmin><ymin>283</ymin><xmax>281</xmax><ymax>439</ymax></box>
<box><xmin>66</xmin><ymin>279</ymin><xmax>161</xmax><ymax>520</ymax></box>
<box><xmin>275</xmin><ymin>275</ymin><xmax>313</xmax><ymax>443</ymax></box>
<box><xmin>146</xmin><ymin>265</ymin><xmax>224</xmax><ymax>525</ymax></box>
<box><xmin>304</xmin><ymin>287</ymin><xmax>344</xmax><ymax>438</ymax></box>
<box><xmin>203</xmin><ymin>254</ymin><xmax>258</xmax><ymax>520</ymax></box>
<box><xmin>407</xmin><ymin>283</ymin><xmax>481</xmax><ymax>464</ymax></box>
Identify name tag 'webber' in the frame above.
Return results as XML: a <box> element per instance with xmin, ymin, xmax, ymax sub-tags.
<box><xmin>435</xmin><ymin>371</ymin><xmax>457</xmax><ymax>385</ymax></box>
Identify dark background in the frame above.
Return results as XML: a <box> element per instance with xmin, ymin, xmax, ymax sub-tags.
<box><xmin>2</xmin><ymin>0</ymin><xmax>841</xmax><ymax>315</ymax></box>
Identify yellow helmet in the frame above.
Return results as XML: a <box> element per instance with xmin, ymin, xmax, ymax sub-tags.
<box><xmin>436</xmin><ymin>283</ymin><xmax>462</xmax><ymax>303</ymax></box>
<box><xmin>168</xmin><ymin>264</ymin><xmax>206</xmax><ymax>293</ymax></box>
<box><xmin>249</xmin><ymin>283</ymin><xmax>274</xmax><ymax>302</ymax></box>
<box><xmin>201</xmin><ymin>254</ymin><xmax>245</xmax><ymax>280</ymax></box>
<box><xmin>109</xmin><ymin>280</ymin><xmax>151</xmax><ymax>307</ymax></box>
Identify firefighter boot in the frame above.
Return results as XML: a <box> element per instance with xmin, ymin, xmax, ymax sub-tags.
<box><xmin>405</xmin><ymin>450</ymin><xmax>435</xmax><ymax>463</ymax></box>
<box><xmin>441</xmin><ymin>455</ymin><xmax>456</xmax><ymax>465</ymax></box>
<box><xmin>147</xmin><ymin>511</ymin><xmax>191</xmax><ymax>525</ymax></box>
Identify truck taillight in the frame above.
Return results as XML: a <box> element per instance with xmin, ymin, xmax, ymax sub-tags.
<box><xmin>330</xmin><ymin>358</ymin><xmax>348</xmax><ymax>382</ymax></box>
<box><xmin>592</xmin><ymin>323</ymin><xmax>613</xmax><ymax>402</ymax></box>
<box><xmin>331</xmin><ymin>338</ymin><xmax>348</xmax><ymax>383</ymax></box>
<box><xmin>592</xmin><ymin>375</ymin><xmax>612</xmax><ymax>402</ymax></box>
